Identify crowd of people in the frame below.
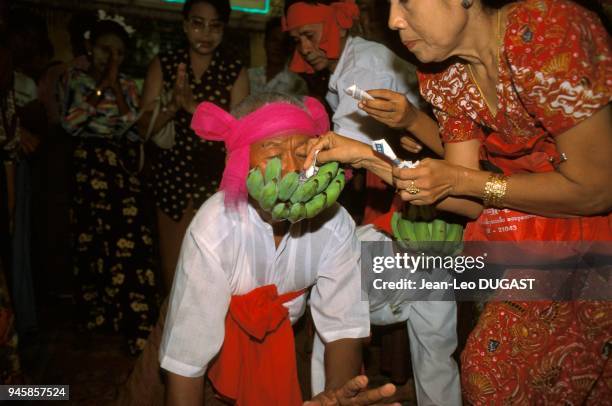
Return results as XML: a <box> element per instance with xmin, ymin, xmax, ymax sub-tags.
<box><xmin>0</xmin><ymin>0</ymin><xmax>610</xmax><ymax>404</ymax></box>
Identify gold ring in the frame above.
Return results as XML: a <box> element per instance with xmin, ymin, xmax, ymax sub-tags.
<box><xmin>406</xmin><ymin>180</ymin><xmax>420</xmax><ymax>195</ymax></box>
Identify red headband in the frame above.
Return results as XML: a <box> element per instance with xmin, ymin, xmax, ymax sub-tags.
<box><xmin>283</xmin><ymin>0</ymin><xmax>359</xmax><ymax>74</ymax></box>
<box><xmin>191</xmin><ymin>97</ymin><xmax>330</xmax><ymax>207</ymax></box>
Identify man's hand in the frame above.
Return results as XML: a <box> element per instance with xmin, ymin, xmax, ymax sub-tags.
<box><xmin>358</xmin><ymin>89</ymin><xmax>419</xmax><ymax>130</ymax></box>
<box><xmin>305</xmin><ymin>375</ymin><xmax>400</xmax><ymax>406</ymax></box>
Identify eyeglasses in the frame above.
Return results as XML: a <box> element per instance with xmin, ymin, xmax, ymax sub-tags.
<box><xmin>187</xmin><ymin>17</ymin><xmax>224</xmax><ymax>34</ymax></box>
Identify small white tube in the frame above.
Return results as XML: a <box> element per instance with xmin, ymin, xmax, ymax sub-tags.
<box><xmin>345</xmin><ymin>84</ymin><xmax>374</xmax><ymax>101</ymax></box>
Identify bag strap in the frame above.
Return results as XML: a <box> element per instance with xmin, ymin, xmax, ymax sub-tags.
<box><xmin>145</xmin><ymin>97</ymin><xmax>162</xmax><ymax>141</ymax></box>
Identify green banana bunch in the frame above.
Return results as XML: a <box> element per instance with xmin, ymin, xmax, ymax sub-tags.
<box><xmin>324</xmin><ymin>169</ymin><xmax>345</xmax><ymax>209</ymax></box>
<box><xmin>290</xmin><ymin>176</ymin><xmax>319</xmax><ymax>204</ymax></box>
<box><xmin>258</xmin><ymin>179</ymin><xmax>278</xmax><ymax>211</ymax></box>
<box><xmin>443</xmin><ymin>223</ymin><xmax>464</xmax><ymax>256</ymax></box>
<box><xmin>430</xmin><ymin>218</ymin><xmax>447</xmax><ymax>254</ymax></box>
<box><xmin>288</xmin><ymin>202</ymin><xmax>306</xmax><ymax>223</ymax></box>
<box><xmin>278</xmin><ymin>171</ymin><xmax>300</xmax><ymax>201</ymax></box>
<box><xmin>391</xmin><ymin>204</ymin><xmax>464</xmax><ymax>255</ymax></box>
<box><xmin>264</xmin><ymin>156</ymin><xmax>282</xmax><ymax>183</ymax></box>
<box><xmin>246</xmin><ymin>167</ymin><xmax>265</xmax><ymax>201</ymax></box>
<box><xmin>392</xmin><ymin>211</ymin><xmax>419</xmax><ymax>251</ymax></box>
<box><xmin>245</xmin><ymin>158</ymin><xmax>346</xmax><ymax>223</ymax></box>
<box><xmin>305</xmin><ymin>193</ymin><xmax>328</xmax><ymax>218</ymax></box>
<box><xmin>271</xmin><ymin>202</ymin><xmax>290</xmax><ymax>221</ymax></box>
<box><xmin>313</xmin><ymin>162</ymin><xmax>339</xmax><ymax>194</ymax></box>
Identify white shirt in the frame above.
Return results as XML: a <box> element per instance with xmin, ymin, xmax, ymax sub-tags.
<box><xmin>160</xmin><ymin>192</ymin><xmax>370</xmax><ymax>378</ymax></box>
<box><xmin>326</xmin><ymin>36</ymin><xmax>421</xmax><ymax>144</ymax></box>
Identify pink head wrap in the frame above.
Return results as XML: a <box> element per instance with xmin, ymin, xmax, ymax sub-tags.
<box><xmin>191</xmin><ymin>97</ymin><xmax>330</xmax><ymax>207</ymax></box>
<box><xmin>283</xmin><ymin>0</ymin><xmax>360</xmax><ymax>74</ymax></box>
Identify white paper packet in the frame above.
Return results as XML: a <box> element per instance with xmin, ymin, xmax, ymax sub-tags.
<box><xmin>372</xmin><ymin>139</ymin><xmax>419</xmax><ymax>168</ymax></box>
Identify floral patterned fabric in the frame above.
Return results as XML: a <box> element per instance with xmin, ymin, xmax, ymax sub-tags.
<box><xmin>62</xmin><ymin>68</ymin><xmax>160</xmax><ymax>354</ymax></box>
<box><xmin>419</xmin><ymin>0</ymin><xmax>611</xmax><ymax>149</ymax></box>
<box><xmin>461</xmin><ymin>300</ymin><xmax>612</xmax><ymax>404</ymax></box>
<box><xmin>418</xmin><ymin>0</ymin><xmax>612</xmax><ymax>403</ymax></box>
<box><xmin>150</xmin><ymin>48</ymin><xmax>243</xmax><ymax>221</ymax></box>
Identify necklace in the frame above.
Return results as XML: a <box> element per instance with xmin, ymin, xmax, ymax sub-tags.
<box><xmin>467</xmin><ymin>9</ymin><xmax>502</xmax><ymax>116</ymax></box>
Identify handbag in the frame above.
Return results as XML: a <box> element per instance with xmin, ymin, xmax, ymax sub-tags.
<box><xmin>146</xmin><ymin>88</ymin><xmax>176</xmax><ymax>150</ymax></box>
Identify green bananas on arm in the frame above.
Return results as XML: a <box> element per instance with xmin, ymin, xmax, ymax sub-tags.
<box><xmin>392</xmin><ymin>204</ymin><xmax>464</xmax><ymax>255</ymax></box>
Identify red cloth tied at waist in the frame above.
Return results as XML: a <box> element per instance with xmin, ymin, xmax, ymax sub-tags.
<box><xmin>207</xmin><ymin>284</ymin><xmax>305</xmax><ymax>406</ymax></box>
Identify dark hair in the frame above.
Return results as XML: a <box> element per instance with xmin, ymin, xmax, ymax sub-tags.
<box><xmin>69</xmin><ymin>12</ymin><xmax>97</xmax><ymax>56</ymax></box>
<box><xmin>480</xmin><ymin>0</ymin><xmax>516</xmax><ymax>9</ymax></box>
<box><xmin>264</xmin><ymin>17</ymin><xmax>282</xmax><ymax>39</ymax></box>
<box><xmin>182</xmin><ymin>0</ymin><xmax>231</xmax><ymax>24</ymax></box>
<box><xmin>90</xmin><ymin>20</ymin><xmax>130</xmax><ymax>48</ymax></box>
<box><xmin>7</xmin><ymin>8</ymin><xmax>52</xmax><ymax>71</ymax></box>
<box><xmin>7</xmin><ymin>8</ymin><xmax>46</xmax><ymax>35</ymax></box>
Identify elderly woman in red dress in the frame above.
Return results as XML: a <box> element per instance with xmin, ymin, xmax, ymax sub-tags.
<box><xmin>303</xmin><ymin>0</ymin><xmax>611</xmax><ymax>403</ymax></box>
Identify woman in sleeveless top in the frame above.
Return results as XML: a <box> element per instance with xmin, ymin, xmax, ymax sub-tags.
<box><xmin>138</xmin><ymin>0</ymin><xmax>249</xmax><ymax>291</ymax></box>
<box><xmin>303</xmin><ymin>0</ymin><xmax>611</xmax><ymax>402</ymax></box>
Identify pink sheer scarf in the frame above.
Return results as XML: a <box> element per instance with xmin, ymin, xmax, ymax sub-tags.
<box><xmin>191</xmin><ymin>97</ymin><xmax>330</xmax><ymax>207</ymax></box>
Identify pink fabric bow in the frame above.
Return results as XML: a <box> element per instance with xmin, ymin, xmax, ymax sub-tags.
<box><xmin>191</xmin><ymin>97</ymin><xmax>330</xmax><ymax>207</ymax></box>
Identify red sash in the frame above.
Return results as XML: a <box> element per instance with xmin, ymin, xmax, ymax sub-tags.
<box><xmin>207</xmin><ymin>285</ymin><xmax>304</xmax><ymax>406</ymax></box>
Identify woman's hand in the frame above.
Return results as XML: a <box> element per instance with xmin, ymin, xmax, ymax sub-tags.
<box><xmin>358</xmin><ymin>89</ymin><xmax>419</xmax><ymax>130</ymax></box>
<box><xmin>99</xmin><ymin>51</ymin><xmax>121</xmax><ymax>91</ymax></box>
<box><xmin>170</xmin><ymin>63</ymin><xmax>187</xmax><ymax>112</ymax></box>
<box><xmin>170</xmin><ymin>63</ymin><xmax>196</xmax><ymax>113</ymax></box>
<box><xmin>358</xmin><ymin>89</ymin><xmax>444</xmax><ymax>157</ymax></box>
<box><xmin>301</xmin><ymin>131</ymin><xmax>376</xmax><ymax>170</ymax></box>
<box><xmin>393</xmin><ymin>158</ymin><xmax>461</xmax><ymax>205</ymax></box>
<box><xmin>181</xmin><ymin>73</ymin><xmax>197</xmax><ymax>114</ymax></box>
<box><xmin>98</xmin><ymin>51</ymin><xmax>130</xmax><ymax>116</ymax></box>
<box><xmin>305</xmin><ymin>376</ymin><xmax>400</xmax><ymax>406</ymax></box>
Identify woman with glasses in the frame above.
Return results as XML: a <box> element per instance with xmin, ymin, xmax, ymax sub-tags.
<box><xmin>139</xmin><ymin>0</ymin><xmax>249</xmax><ymax>292</ymax></box>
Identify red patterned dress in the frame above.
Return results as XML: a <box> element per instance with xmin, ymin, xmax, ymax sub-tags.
<box><xmin>418</xmin><ymin>0</ymin><xmax>611</xmax><ymax>403</ymax></box>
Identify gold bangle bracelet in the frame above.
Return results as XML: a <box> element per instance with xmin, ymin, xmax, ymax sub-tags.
<box><xmin>483</xmin><ymin>173</ymin><xmax>508</xmax><ymax>208</ymax></box>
